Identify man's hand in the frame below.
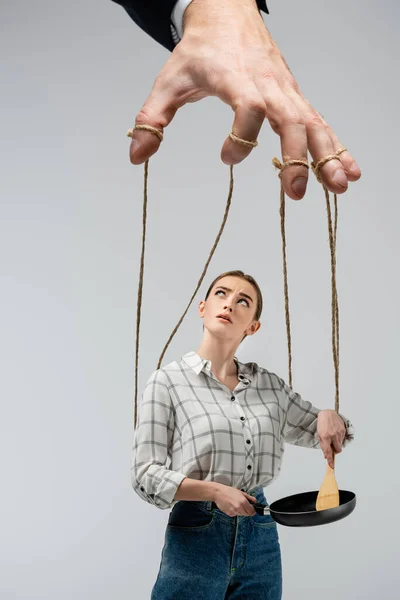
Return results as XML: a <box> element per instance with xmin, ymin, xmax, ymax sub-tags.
<box><xmin>317</xmin><ymin>409</ymin><xmax>347</xmax><ymax>469</ymax></box>
<box><xmin>128</xmin><ymin>0</ymin><xmax>361</xmax><ymax>200</ymax></box>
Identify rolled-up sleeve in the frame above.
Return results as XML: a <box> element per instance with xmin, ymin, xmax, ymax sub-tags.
<box><xmin>279</xmin><ymin>378</ymin><xmax>355</xmax><ymax>449</ymax></box>
<box><xmin>131</xmin><ymin>369</ymin><xmax>187</xmax><ymax>509</ymax></box>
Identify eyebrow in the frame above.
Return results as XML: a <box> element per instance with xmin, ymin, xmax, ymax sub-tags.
<box><xmin>214</xmin><ymin>286</ymin><xmax>254</xmax><ymax>303</ymax></box>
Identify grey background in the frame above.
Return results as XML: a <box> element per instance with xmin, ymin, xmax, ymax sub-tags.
<box><xmin>1</xmin><ymin>0</ymin><xmax>399</xmax><ymax>598</ymax></box>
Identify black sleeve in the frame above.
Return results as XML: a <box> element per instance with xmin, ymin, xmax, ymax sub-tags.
<box><xmin>111</xmin><ymin>1</ymin><xmax>269</xmax><ymax>53</ymax></box>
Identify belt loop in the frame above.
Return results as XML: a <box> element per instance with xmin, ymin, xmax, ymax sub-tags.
<box><xmin>206</xmin><ymin>500</ymin><xmax>213</xmax><ymax>511</ymax></box>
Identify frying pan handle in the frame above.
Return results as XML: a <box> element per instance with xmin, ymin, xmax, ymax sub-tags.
<box><xmin>253</xmin><ymin>501</ymin><xmax>271</xmax><ymax>515</ymax></box>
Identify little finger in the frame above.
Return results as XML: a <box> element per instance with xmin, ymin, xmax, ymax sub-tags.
<box><xmin>306</xmin><ymin>122</ymin><xmax>349</xmax><ymax>193</ymax></box>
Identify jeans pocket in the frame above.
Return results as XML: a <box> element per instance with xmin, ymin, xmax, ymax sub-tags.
<box><xmin>167</xmin><ymin>502</ymin><xmax>215</xmax><ymax>531</ymax></box>
<box><xmin>251</xmin><ymin>514</ymin><xmax>277</xmax><ymax>528</ymax></box>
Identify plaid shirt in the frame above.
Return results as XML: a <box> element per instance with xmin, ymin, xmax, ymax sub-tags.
<box><xmin>132</xmin><ymin>351</ymin><xmax>355</xmax><ymax>510</ymax></box>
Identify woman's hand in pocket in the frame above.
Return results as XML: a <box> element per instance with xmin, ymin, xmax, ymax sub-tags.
<box><xmin>214</xmin><ymin>484</ymin><xmax>257</xmax><ymax>517</ymax></box>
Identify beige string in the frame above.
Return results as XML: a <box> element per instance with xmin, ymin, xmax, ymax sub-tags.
<box><xmin>130</xmin><ymin>126</ymin><xmax>249</xmax><ymax>428</ymax></box>
<box><xmin>127</xmin><ymin>124</ymin><xmax>164</xmax><ymax>143</ymax></box>
<box><xmin>271</xmin><ymin>158</ymin><xmax>309</xmax><ymax>388</ymax></box>
<box><xmin>130</xmin><ymin>120</ymin><xmax>346</xmax><ymax>429</ymax></box>
<box><xmin>273</xmin><ymin>148</ymin><xmax>347</xmax><ymax>414</ymax></box>
<box><xmin>229</xmin><ymin>132</ymin><xmax>258</xmax><ymax>148</ymax></box>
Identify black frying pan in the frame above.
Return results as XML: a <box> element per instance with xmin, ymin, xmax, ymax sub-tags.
<box><xmin>252</xmin><ymin>489</ymin><xmax>356</xmax><ymax>527</ymax></box>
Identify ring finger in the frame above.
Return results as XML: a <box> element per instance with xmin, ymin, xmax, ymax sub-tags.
<box><xmin>317</xmin><ymin>112</ymin><xmax>361</xmax><ymax>182</ymax></box>
<box><xmin>295</xmin><ymin>95</ymin><xmax>361</xmax><ymax>186</ymax></box>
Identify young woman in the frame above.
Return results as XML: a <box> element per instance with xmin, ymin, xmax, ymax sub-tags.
<box><xmin>133</xmin><ymin>269</ymin><xmax>354</xmax><ymax>599</ymax></box>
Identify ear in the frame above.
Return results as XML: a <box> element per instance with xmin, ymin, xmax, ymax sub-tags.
<box><xmin>245</xmin><ymin>321</ymin><xmax>261</xmax><ymax>336</ymax></box>
<box><xmin>198</xmin><ymin>300</ymin><xmax>205</xmax><ymax>318</ymax></box>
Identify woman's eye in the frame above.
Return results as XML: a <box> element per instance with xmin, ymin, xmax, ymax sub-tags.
<box><xmin>215</xmin><ymin>290</ymin><xmax>249</xmax><ymax>307</ymax></box>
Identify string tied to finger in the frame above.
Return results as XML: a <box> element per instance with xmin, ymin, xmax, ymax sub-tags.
<box><xmin>130</xmin><ymin>124</ymin><xmax>348</xmax><ymax>433</ymax></box>
<box><xmin>131</xmin><ymin>151</ymin><xmax>235</xmax><ymax>429</ymax></box>
<box><xmin>309</xmin><ymin>147</ymin><xmax>347</xmax><ymax>415</ymax></box>
<box><xmin>272</xmin><ymin>149</ymin><xmax>344</xmax><ymax>417</ymax></box>
<box><xmin>272</xmin><ymin>157</ymin><xmax>309</xmax><ymax>179</ymax></box>
<box><xmin>229</xmin><ymin>132</ymin><xmax>258</xmax><ymax>149</ymax></box>
<box><xmin>310</xmin><ymin>147</ymin><xmax>347</xmax><ymax>183</ymax></box>
<box><xmin>127</xmin><ymin>124</ymin><xmax>164</xmax><ymax>143</ymax></box>
<box><xmin>271</xmin><ymin>156</ymin><xmax>309</xmax><ymax>389</ymax></box>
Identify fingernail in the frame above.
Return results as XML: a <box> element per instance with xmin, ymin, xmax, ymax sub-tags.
<box><xmin>291</xmin><ymin>177</ymin><xmax>307</xmax><ymax>197</ymax></box>
<box><xmin>349</xmin><ymin>160</ymin><xmax>360</xmax><ymax>174</ymax></box>
<box><xmin>130</xmin><ymin>138</ymin><xmax>141</xmax><ymax>155</ymax></box>
<box><xmin>332</xmin><ymin>169</ymin><xmax>348</xmax><ymax>187</ymax></box>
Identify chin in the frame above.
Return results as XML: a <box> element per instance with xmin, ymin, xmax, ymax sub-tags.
<box><xmin>206</xmin><ymin>324</ymin><xmax>234</xmax><ymax>339</ymax></box>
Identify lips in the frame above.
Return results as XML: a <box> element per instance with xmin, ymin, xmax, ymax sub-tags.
<box><xmin>217</xmin><ymin>314</ymin><xmax>232</xmax><ymax>323</ymax></box>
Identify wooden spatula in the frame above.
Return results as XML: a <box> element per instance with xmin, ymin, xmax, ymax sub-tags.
<box><xmin>316</xmin><ymin>452</ymin><xmax>340</xmax><ymax>511</ymax></box>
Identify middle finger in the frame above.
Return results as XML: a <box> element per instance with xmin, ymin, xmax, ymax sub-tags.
<box><xmin>257</xmin><ymin>78</ymin><xmax>309</xmax><ymax>200</ymax></box>
<box><xmin>290</xmin><ymin>92</ymin><xmax>361</xmax><ymax>184</ymax></box>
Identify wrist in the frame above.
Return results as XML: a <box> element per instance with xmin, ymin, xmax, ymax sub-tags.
<box><xmin>183</xmin><ymin>0</ymin><xmax>261</xmax><ymax>33</ymax></box>
<box><xmin>210</xmin><ymin>481</ymin><xmax>223</xmax><ymax>501</ymax></box>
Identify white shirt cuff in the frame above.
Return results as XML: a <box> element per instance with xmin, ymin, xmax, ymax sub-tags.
<box><xmin>171</xmin><ymin>0</ymin><xmax>195</xmax><ymax>41</ymax></box>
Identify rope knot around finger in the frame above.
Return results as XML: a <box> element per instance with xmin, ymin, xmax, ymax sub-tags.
<box><xmin>127</xmin><ymin>124</ymin><xmax>164</xmax><ymax>143</ymax></box>
<box><xmin>311</xmin><ymin>148</ymin><xmax>347</xmax><ymax>183</ymax></box>
<box><xmin>272</xmin><ymin>157</ymin><xmax>309</xmax><ymax>179</ymax></box>
<box><xmin>229</xmin><ymin>132</ymin><xmax>258</xmax><ymax>149</ymax></box>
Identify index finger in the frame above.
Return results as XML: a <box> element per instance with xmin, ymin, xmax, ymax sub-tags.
<box><xmin>127</xmin><ymin>74</ymin><xmax>182</xmax><ymax>164</ymax></box>
<box><xmin>320</xmin><ymin>437</ymin><xmax>333</xmax><ymax>462</ymax></box>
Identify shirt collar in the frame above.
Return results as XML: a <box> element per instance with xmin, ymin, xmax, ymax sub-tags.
<box><xmin>181</xmin><ymin>351</ymin><xmax>254</xmax><ymax>384</ymax></box>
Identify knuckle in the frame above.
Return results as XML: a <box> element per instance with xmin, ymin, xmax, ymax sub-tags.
<box><xmin>136</xmin><ymin>105</ymin><xmax>166</xmax><ymax>131</ymax></box>
<box><xmin>239</xmin><ymin>96</ymin><xmax>266</xmax><ymax>120</ymax></box>
<box><xmin>135</xmin><ymin>107</ymin><xmax>153</xmax><ymax>125</ymax></box>
<box><xmin>260</xmin><ymin>69</ymin><xmax>276</xmax><ymax>84</ymax></box>
<box><xmin>269</xmin><ymin>104</ymin><xmax>302</xmax><ymax>133</ymax></box>
<box><xmin>304</xmin><ymin>110</ymin><xmax>324</xmax><ymax>128</ymax></box>
<box><xmin>284</xmin><ymin>115</ymin><xmax>304</xmax><ymax>128</ymax></box>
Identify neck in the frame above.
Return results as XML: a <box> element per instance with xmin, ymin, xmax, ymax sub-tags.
<box><xmin>195</xmin><ymin>336</ymin><xmax>239</xmax><ymax>379</ymax></box>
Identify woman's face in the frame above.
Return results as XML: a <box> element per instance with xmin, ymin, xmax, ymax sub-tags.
<box><xmin>198</xmin><ymin>276</ymin><xmax>261</xmax><ymax>341</ymax></box>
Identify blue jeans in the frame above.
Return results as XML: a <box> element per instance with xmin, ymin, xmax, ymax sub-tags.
<box><xmin>151</xmin><ymin>486</ymin><xmax>282</xmax><ymax>599</ymax></box>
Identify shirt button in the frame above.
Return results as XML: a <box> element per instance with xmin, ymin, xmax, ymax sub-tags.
<box><xmin>246</xmin><ymin>439</ymin><xmax>251</xmax><ymax>444</ymax></box>
<box><xmin>140</xmin><ymin>486</ymin><xmax>145</xmax><ymax>492</ymax></box>
<box><xmin>247</xmin><ymin>465</ymin><xmax>252</xmax><ymax>470</ymax></box>
<box><xmin>231</xmin><ymin>396</ymin><xmax>235</xmax><ymax>401</ymax></box>
<box><xmin>240</xmin><ymin>416</ymin><xmax>245</xmax><ymax>421</ymax></box>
